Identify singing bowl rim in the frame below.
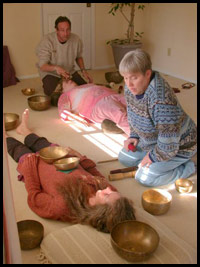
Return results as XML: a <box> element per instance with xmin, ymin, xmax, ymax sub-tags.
<box><xmin>110</xmin><ymin>220</ymin><xmax>160</xmax><ymax>262</ymax></box>
<box><xmin>142</xmin><ymin>189</ymin><xmax>172</xmax><ymax>204</ymax></box>
<box><xmin>17</xmin><ymin>219</ymin><xmax>44</xmax><ymax>250</ymax></box>
<box><xmin>53</xmin><ymin>157</ymin><xmax>80</xmax><ymax>170</ymax></box>
<box><xmin>39</xmin><ymin>146</ymin><xmax>69</xmax><ymax>163</ymax></box>
<box><xmin>27</xmin><ymin>95</ymin><xmax>51</xmax><ymax>102</ymax></box>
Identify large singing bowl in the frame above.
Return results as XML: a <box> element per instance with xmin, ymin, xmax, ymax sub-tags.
<box><xmin>111</xmin><ymin>220</ymin><xmax>160</xmax><ymax>262</ymax></box>
<box><xmin>142</xmin><ymin>189</ymin><xmax>172</xmax><ymax>215</ymax></box>
<box><xmin>27</xmin><ymin>95</ymin><xmax>51</xmax><ymax>111</ymax></box>
<box><xmin>17</xmin><ymin>220</ymin><xmax>44</xmax><ymax>250</ymax></box>
<box><xmin>39</xmin><ymin>146</ymin><xmax>68</xmax><ymax>164</ymax></box>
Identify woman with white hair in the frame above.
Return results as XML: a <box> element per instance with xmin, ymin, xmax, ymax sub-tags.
<box><xmin>118</xmin><ymin>49</ymin><xmax>197</xmax><ymax>187</ymax></box>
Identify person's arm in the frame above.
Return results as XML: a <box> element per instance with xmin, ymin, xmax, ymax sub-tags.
<box><xmin>76</xmin><ymin>57</ymin><xmax>93</xmax><ymax>83</ymax></box>
<box><xmin>40</xmin><ymin>64</ymin><xmax>70</xmax><ymax>80</ymax></box>
<box><xmin>17</xmin><ymin>154</ymin><xmax>68</xmax><ymax>220</ymax></box>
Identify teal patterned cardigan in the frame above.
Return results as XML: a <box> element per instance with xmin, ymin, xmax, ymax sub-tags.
<box><xmin>125</xmin><ymin>71</ymin><xmax>197</xmax><ymax>162</ymax></box>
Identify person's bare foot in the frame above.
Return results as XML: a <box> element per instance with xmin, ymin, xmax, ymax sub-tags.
<box><xmin>16</xmin><ymin>109</ymin><xmax>32</xmax><ymax>136</ymax></box>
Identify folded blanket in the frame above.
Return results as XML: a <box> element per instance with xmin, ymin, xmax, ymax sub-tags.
<box><xmin>38</xmin><ymin>206</ymin><xmax>197</xmax><ymax>264</ymax></box>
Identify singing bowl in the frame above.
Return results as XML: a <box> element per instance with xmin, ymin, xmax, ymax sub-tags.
<box><xmin>17</xmin><ymin>220</ymin><xmax>44</xmax><ymax>250</ymax></box>
<box><xmin>105</xmin><ymin>71</ymin><xmax>123</xmax><ymax>84</ymax></box>
<box><xmin>54</xmin><ymin>157</ymin><xmax>80</xmax><ymax>171</ymax></box>
<box><xmin>21</xmin><ymin>88</ymin><xmax>35</xmax><ymax>96</ymax></box>
<box><xmin>27</xmin><ymin>95</ymin><xmax>51</xmax><ymax>111</ymax></box>
<box><xmin>4</xmin><ymin>113</ymin><xmax>19</xmax><ymax>131</ymax></box>
<box><xmin>142</xmin><ymin>189</ymin><xmax>172</xmax><ymax>215</ymax></box>
<box><xmin>39</xmin><ymin>146</ymin><xmax>68</xmax><ymax>164</ymax></box>
<box><xmin>101</xmin><ymin>119</ymin><xmax>124</xmax><ymax>134</ymax></box>
<box><xmin>111</xmin><ymin>220</ymin><xmax>160</xmax><ymax>262</ymax></box>
<box><xmin>175</xmin><ymin>178</ymin><xmax>193</xmax><ymax>193</ymax></box>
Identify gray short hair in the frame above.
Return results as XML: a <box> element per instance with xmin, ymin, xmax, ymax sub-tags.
<box><xmin>119</xmin><ymin>49</ymin><xmax>152</xmax><ymax>75</ymax></box>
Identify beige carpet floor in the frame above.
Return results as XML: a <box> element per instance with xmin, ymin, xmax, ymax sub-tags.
<box><xmin>3</xmin><ymin>69</ymin><xmax>197</xmax><ymax>263</ymax></box>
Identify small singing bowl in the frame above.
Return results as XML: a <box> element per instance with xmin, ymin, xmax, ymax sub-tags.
<box><xmin>111</xmin><ymin>220</ymin><xmax>160</xmax><ymax>262</ymax></box>
<box><xmin>142</xmin><ymin>189</ymin><xmax>172</xmax><ymax>215</ymax></box>
<box><xmin>54</xmin><ymin>157</ymin><xmax>80</xmax><ymax>171</ymax></box>
<box><xmin>39</xmin><ymin>146</ymin><xmax>68</xmax><ymax>164</ymax></box>
<box><xmin>105</xmin><ymin>71</ymin><xmax>123</xmax><ymax>84</ymax></box>
<box><xmin>17</xmin><ymin>220</ymin><xmax>44</xmax><ymax>250</ymax></box>
<box><xmin>4</xmin><ymin>113</ymin><xmax>19</xmax><ymax>131</ymax></box>
<box><xmin>21</xmin><ymin>88</ymin><xmax>35</xmax><ymax>96</ymax></box>
<box><xmin>175</xmin><ymin>178</ymin><xmax>193</xmax><ymax>193</ymax></box>
<box><xmin>27</xmin><ymin>95</ymin><xmax>51</xmax><ymax>111</ymax></box>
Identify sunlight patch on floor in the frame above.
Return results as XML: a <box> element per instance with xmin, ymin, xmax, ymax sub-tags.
<box><xmin>178</xmin><ymin>192</ymin><xmax>197</xmax><ymax>198</ymax></box>
<box><xmin>88</xmin><ymin>133</ymin><xmax>123</xmax><ymax>154</ymax></box>
<box><xmin>104</xmin><ymin>132</ymin><xmax>126</xmax><ymax>146</ymax></box>
<box><xmin>83</xmin><ymin>134</ymin><xmax>118</xmax><ymax>157</ymax></box>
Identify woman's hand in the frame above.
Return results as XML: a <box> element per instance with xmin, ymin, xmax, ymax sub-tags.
<box><xmin>139</xmin><ymin>152</ymin><xmax>152</xmax><ymax>168</ymax></box>
<box><xmin>124</xmin><ymin>138</ymin><xmax>139</xmax><ymax>151</ymax></box>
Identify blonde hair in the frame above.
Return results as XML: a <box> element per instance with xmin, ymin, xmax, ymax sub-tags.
<box><xmin>58</xmin><ymin>176</ymin><xmax>136</xmax><ymax>233</ymax></box>
<box><xmin>119</xmin><ymin>48</ymin><xmax>152</xmax><ymax>75</ymax></box>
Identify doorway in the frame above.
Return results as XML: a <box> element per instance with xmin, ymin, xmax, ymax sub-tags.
<box><xmin>41</xmin><ymin>3</ymin><xmax>95</xmax><ymax>69</ymax></box>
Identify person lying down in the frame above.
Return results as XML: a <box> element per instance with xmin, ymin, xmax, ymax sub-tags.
<box><xmin>5</xmin><ymin>109</ymin><xmax>135</xmax><ymax>233</ymax></box>
<box><xmin>58</xmin><ymin>80</ymin><xmax>130</xmax><ymax>135</ymax></box>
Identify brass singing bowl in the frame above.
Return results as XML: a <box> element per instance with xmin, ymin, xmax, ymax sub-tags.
<box><xmin>17</xmin><ymin>220</ymin><xmax>44</xmax><ymax>250</ymax></box>
<box><xmin>101</xmin><ymin>119</ymin><xmax>124</xmax><ymax>134</ymax></box>
<box><xmin>27</xmin><ymin>95</ymin><xmax>51</xmax><ymax>111</ymax></box>
<box><xmin>111</xmin><ymin>220</ymin><xmax>160</xmax><ymax>262</ymax></box>
<box><xmin>54</xmin><ymin>157</ymin><xmax>80</xmax><ymax>171</ymax></box>
<box><xmin>21</xmin><ymin>88</ymin><xmax>35</xmax><ymax>96</ymax></box>
<box><xmin>142</xmin><ymin>189</ymin><xmax>172</xmax><ymax>215</ymax></box>
<box><xmin>105</xmin><ymin>71</ymin><xmax>123</xmax><ymax>84</ymax></box>
<box><xmin>175</xmin><ymin>178</ymin><xmax>193</xmax><ymax>193</ymax></box>
<box><xmin>39</xmin><ymin>146</ymin><xmax>68</xmax><ymax>164</ymax></box>
<box><xmin>4</xmin><ymin>113</ymin><xmax>19</xmax><ymax>131</ymax></box>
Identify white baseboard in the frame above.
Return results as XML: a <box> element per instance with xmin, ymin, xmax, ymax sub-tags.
<box><xmin>17</xmin><ymin>74</ymin><xmax>39</xmax><ymax>80</ymax></box>
<box><xmin>154</xmin><ymin>68</ymin><xmax>197</xmax><ymax>84</ymax></box>
<box><xmin>92</xmin><ymin>64</ymin><xmax>116</xmax><ymax>70</ymax></box>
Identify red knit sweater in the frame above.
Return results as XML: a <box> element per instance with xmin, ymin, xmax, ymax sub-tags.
<box><xmin>17</xmin><ymin>153</ymin><xmax>117</xmax><ymax>221</ymax></box>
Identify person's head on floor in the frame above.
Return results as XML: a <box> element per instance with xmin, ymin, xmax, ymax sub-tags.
<box><xmin>58</xmin><ymin>178</ymin><xmax>136</xmax><ymax>233</ymax></box>
<box><xmin>62</xmin><ymin>79</ymin><xmax>78</xmax><ymax>92</ymax></box>
<box><xmin>119</xmin><ymin>48</ymin><xmax>152</xmax><ymax>96</ymax></box>
<box><xmin>55</xmin><ymin>16</ymin><xmax>71</xmax><ymax>43</ymax></box>
<box><xmin>88</xmin><ymin>191</ymin><xmax>136</xmax><ymax>233</ymax></box>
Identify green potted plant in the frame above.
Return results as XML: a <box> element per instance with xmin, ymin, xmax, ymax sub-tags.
<box><xmin>107</xmin><ymin>3</ymin><xmax>145</xmax><ymax>69</ymax></box>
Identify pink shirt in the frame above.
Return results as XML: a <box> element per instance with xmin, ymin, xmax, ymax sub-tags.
<box><xmin>58</xmin><ymin>84</ymin><xmax>117</xmax><ymax>118</ymax></box>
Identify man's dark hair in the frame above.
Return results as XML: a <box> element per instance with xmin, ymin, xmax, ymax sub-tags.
<box><xmin>55</xmin><ymin>16</ymin><xmax>71</xmax><ymax>29</ymax></box>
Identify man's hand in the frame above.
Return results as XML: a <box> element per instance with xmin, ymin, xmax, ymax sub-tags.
<box><xmin>124</xmin><ymin>138</ymin><xmax>139</xmax><ymax>151</ymax></box>
<box><xmin>81</xmin><ymin>70</ymin><xmax>93</xmax><ymax>83</ymax></box>
<box><xmin>55</xmin><ymin>66</ymin><xmax>70</xmax><ymax>80</ymax></box>
<box><xmin>139</xmin><ymin>152</ymin><xmax>152</xmax><ymax>168</ymax></box>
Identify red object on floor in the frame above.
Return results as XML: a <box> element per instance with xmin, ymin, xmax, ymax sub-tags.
<box><xmin>128</xmin><ymin>143</ymin><xmax>137</xmax><ymax>152</ymax></box>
